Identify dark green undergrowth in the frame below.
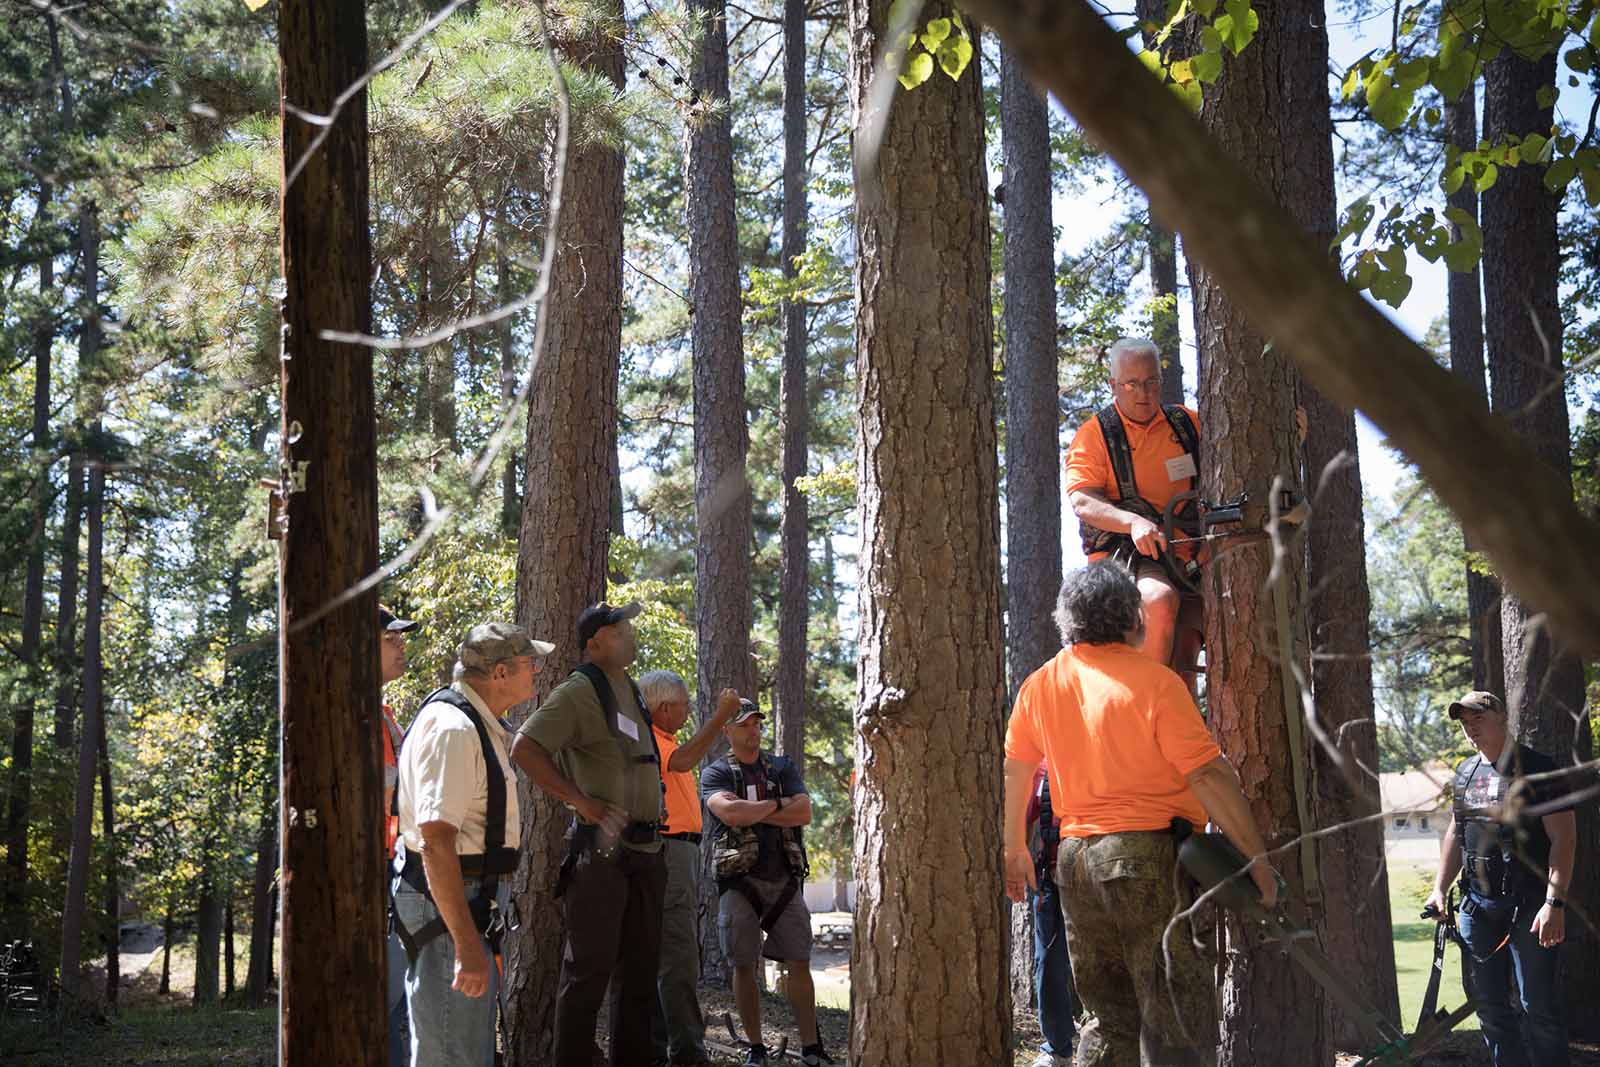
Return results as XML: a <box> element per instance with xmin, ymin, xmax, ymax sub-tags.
<box><xmin>0</xmin><ymin>1005</ymin><xmax>274</xmax><ymax>1066</ymax></box>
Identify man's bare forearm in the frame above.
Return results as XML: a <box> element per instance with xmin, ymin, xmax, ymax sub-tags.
<box><xmin>1004</xmin><ymin>758</ymin><xmax>1037</xmax><ymax>855</ymax></box>
<box><xmin>1069</xmin><ymin>489</ymin><xmax>1140</xmax><ymax>534</ymax></box>
<box><xmin>761</xmin><ymin>795</ymin><xmax>811</xmax><ymax>827</ymax></box>
<box><xmin>668</xmin><ymin>715</ymin><xmax>729</xmax><ymax>771</ymax></box>
<box><xmin>510</xmin><ymin>735</ymin><xmax>587</xmax><ymax>809</ymax></box>
<box><xmin>1185</xmin><ymin>757</ymin><xmax>1269</xmax><ymax>859</ymax></box>
<box><xmin>1543</xmin><ymin>810</ymin><xmax>1576</xmax><ymax>900</ymax></box>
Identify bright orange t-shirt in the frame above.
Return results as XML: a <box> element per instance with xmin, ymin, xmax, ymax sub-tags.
<box><xmin>382</xmin><ymin>704</ymin><xmax>403</xmax><ymax>858</ymax></box>
<box><xmin>1064</xmin><ymin>404</ymin><xmax>1200</xmax><ymax>557</ymax></box>
<box><xmin>1005</xmin><ymin>642</ymin><xmax>1219</xmax><ymax>837</ymax></box>
<box><xmin>653</xmin><ymin>726</ymin><xmax>703</xmax><ymax>835</ymax></box>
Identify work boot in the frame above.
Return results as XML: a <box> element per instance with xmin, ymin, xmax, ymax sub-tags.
<box><xmin>800</xmin><ymin>1042</ymin><xmax>833</xmax><ymax>1066</ymax></box>
<box><xmin>743</xmin><ymin>1044</ymin><xmax>768</xmax><ymax>1066</ymax></box>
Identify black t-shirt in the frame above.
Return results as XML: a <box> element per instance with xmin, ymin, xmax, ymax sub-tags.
<box><xmin>1455</xmin><ymin>743</ymin><xmax>1572</xmax><ymax>883</ymax></box>
<box><xmin>701</xmin><ymin>753</ymin><xmax>805</xmax><ymax>882</ymax></box>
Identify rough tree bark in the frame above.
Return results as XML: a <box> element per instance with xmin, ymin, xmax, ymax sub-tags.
<box><xmin>1185</xmin><ymin>2</ymin><xmax>1331</xmax><ymax>1059</ymax></box>
<box><xmin>1000</xmin><ymin>40</ymin><xmax>1061</xmax><ymax>1013</ymax></box>
<box><xmin>505</xmin><ymin>3</ymin><xmax>625</xmax><ymax>1056</ymax></box>
<box><xmin>1135</xmin><ymin>0</ymin><xmax>1184</xmax><ymax>405</ymax></box>
<box><xmin>59</xmin><ymin>206</ymin><xmax>104</xmax><ymax>1008</ymax></box>
<box><xmin>848</xmin><ymin>3</ymin><xmax>1010</xmax><ymax>1060</ymax></box>
<box><xmin>195</xmin><ymin>848</ymin><xmax>221</xmax><ymax>1006</ymax></box>
<box><xmin>686</xmin><ymin>0</ymin><xmax>754</xmax><ymax>983</ymax></box>
<box><xmin>276</xmin><ymin>0</ymin><xmax>383</xmax><ymax>1059</ymax></box>
<box><xmin>245</xmin><ymin>774</ymin><xmax>277</xmax><ymax>1007</ymax></box>
<box><xmin>952</xmin><ymin>0</ymin><xmax>1600</xmax><ymax>655</ymax></box>
<box><xmin>774</xmin><ymin>0</ymin><xmax>810</xmax><ymax>769</ymax></box>
<box><xmin>1275</xmin><ymin>1</ymin><xmax>1398</xmax><ymax>1045</ymax></box>
<box><xmin>1481</xmin><ymin>49</ymin><xmax>1598</xmax><ymax>1038</ymax></box>
<box><xmin>98</xmin><ymin>715</ymin><xmax>118</xmax><ymax>1007</ymax></box>
<box><xmin>1443</xmin><ymin>87</ymin><xmax>1504</xmax><ymax>697</ymax></box>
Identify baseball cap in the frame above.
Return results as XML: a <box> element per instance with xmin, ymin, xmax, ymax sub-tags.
<box><xmin>458</xmin><ymin>622</ymin><xmax>555</xmax><ymax>673</ymax></box>
<box><xmin>731</xmin><ymin>698</ymin><xmax>763</xmax><ymax>724</ymax></box>
<box><xmin>1448</xmin><ymin>690</ymin><xmax>1505</xmax><ymax>720</ymax></box>
<box><xmin>577</xmin><ymin>601</ymin><xmax>643</xmax><ymax>648</ymax></box>
<box><xmin>379</xmin><ymin>605</ymin><xmax>418</xmax><ymax>633</ymax></box>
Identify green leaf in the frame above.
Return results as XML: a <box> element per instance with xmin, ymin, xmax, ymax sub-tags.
<box><xmin>1369</xmin><ymin>267</ymin><xmax>1413</xmax><ymax>308</ymax></box>
<box><xmin>1535</xmin><ymin>85</ymin><xmax>1557</xmax><ymax>108</ymax></box>
<box><xmin>937</xmin><ymin>36</ymin><xmax>973</xmax><ymax>81</ymax></box>
<box><xmin>1429</xmin><ymin>47</ymin><xmax>1474</xmax><ymax>104</ymax></box>
<box><xmin>898</xmin><ymin>50</ymin><xmax>933</xmax><ymax>90</ymax></box>
<box><xmin>1170</xmin><ymin>58</ymin><xmax>1195</xmax><ymax>84</ymax></box>
<box><xmin>1169</xmin><ymin>78</ymin><xmax>1204</xmax><ymax>113</ymax></box>
<box><xmin>1473</xmin><ymin>162</ymin><xmax>1498</xmax><ymax>193</ymax></box>
<box><xmin>1424</xmin><ymin>106</ymin><xmax>1441</xmax><ymax>126</ymax></box>
<box><xmin>1441</xmin><ymin>207</ymin><xmax>1482</xmax><ymax>273</ymax></box>
<box><xmin>1333</xmin><ymin>194</ymin><xmax>1375</xmax><ymax>247</ymax></box>
<box><xmin>1378</xmin><ymin>242</ymin><xmax>1408</xmax><ymax>275</ymax></box>
<box><xmin>1442</xmin><ymin>164</ymin><xmax>1466</xmax><ymax>194</ymax></box>
<box><xmin>1341</xmin><ymin>64</ymin><xmax>1363</xmax><ymax>100</ymax></box>
<box><xmin>1201</xmin><ymin>25</ymin><xmax>1223</xmax><ymax>53</ymax></box>
<box><xmin>1138</xmin><ymin>48</ymin><xmax>1165</xmax><ymax>77</ymax></box>
<box><xmin>920</xmin><ymin>17</ymin><xmax>951</xmax><ymax>51</ymax></box>
<box><xmin>1518</xmin><ymin>132</ymin><xmax>1548</xmax><ymax>164</ymax></box>
<box><xmin>1213</xmin><ymin>7</ymin><xmax>1259</xmax><ymax>54</ymax></box>
<box><xmin>1350</xmin><ymin>250</ymin><xmax>1380</xmax><ymax>289</ymax></box>
<box><xmin>1543</xmin><ymin>155</ymin><xmax>1578</xmax><ymax>191</ymax></box>
<box><xmin>1192</xmin><ymin>50</ymin><xmax>1223</xmax><ymax>83</ymax></box>
<box><xmin>1396</xmin><ymin>57</ymin><xmax>1431</xmax><ymax>90</ymax></box>
<box><xmin>1566</xmin><ymin>47</ymin><xmax>1592</xmax><ymax>73</ymax></box>
<box><xmin>1581</xmin><ymin>159</ymin><xmax>1600</xmax><ymax>208</ymax></box>
<box><xmin>1193</xmin><ymin>0</ymin><xmax>1217</xmax><ymax>15</ymax></box>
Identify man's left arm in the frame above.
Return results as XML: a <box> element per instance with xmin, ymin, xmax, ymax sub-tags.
<box><xmin>760</xmin><ymin>759</ymin><xmax>811</xmax><ymax>826</ymax></box>
<box><xmin>1532</xmin><ymin>808</ymin><xmax>1576</xmax><ymax>948</ymax></box>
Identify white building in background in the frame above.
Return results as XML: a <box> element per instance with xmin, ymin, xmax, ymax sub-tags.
<box><xmin>1379</xmin><ymin>761</ymin><xmax>1453</xmax><ymax>861</ymax></box>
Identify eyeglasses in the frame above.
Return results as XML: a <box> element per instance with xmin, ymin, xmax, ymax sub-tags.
<box><xmin>381</xmin><ymin>632</ymin><xmax>407</xmax><ymax>647</ymax></box>
<box><xmin>1113</xmin><ymin>376</ymin><xmax>1161</xmax><ymax>394</ymax></box>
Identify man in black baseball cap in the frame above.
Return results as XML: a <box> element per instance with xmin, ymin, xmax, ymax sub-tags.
<box><xmin>378</xmin><ymin>604</ymin><xmax>418</xmax><ymax>1067</ymax></box>
<box><xmin>576</xmin><ymin>600</ymin><xmax>643</xmax><ymax>649</ymax></box>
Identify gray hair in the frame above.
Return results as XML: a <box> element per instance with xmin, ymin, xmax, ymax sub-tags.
<box><xmin>1054</xmin><ymin>562</ymin><xmax>1144</xmax><ymax>646</ymax></box>
<box><xmin>1107</xmin><ymin>337</ymin><xmax>1160</xmax><ymax>379</ymax></box>
<box><xmin>637</xmin><ymin>669</ymin><xmax>689</xmax><ymax>709</ymax></box>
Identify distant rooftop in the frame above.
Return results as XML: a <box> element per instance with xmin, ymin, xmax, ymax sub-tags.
<box><xmin>1379</xmin><ymin>762</ymin><xmax>1453</xmax><ymax>814</ymax></box>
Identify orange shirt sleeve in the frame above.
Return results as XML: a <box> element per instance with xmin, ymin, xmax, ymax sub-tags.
<box><xmin>1063</xmin><ymin>416</ymin><xmax>1111</xmax><ymax>497</ymax></box>
<box><xmin>1004</xmin><ymin>679</ymin><xmax>1045</xmax><ymax>765</ymax></box>
<box><xmin>1148</xmin><ymin>671</ymin><xmax>1221</xmax><ymax>777</ymax></box>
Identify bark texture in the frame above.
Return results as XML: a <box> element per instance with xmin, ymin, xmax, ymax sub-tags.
<box><xmin>1481</xmin><ymin>49</ymin><xmax>1598</xmax><ymax>1037</ymax></box>
<box><xmin>1186</xmin><ymin>2</ymin><xmax>1331</xmax><ymax>1060</ymax></box>
<box><xmin>506</xmin><ymin>5</ymin><xmax>626</xmax><ymax>1056</ymax></box>
<box><xmin>1000</xmin><ymin>41</ymin><xmax>1061</xmax><ymax>1010</ymax></box>
<box><xmin>276</xmin><ymin>0</ymin><xmax>384</xmax><ymax>1059</ymax></box>
<box><xmin>848</xmin><ymin>4</ymin><xmax>1010</xmax><ymax>1060</ymax></box>
<box><xmin>952</xmin><ymin>0</ymin><xmax>1600</xmax><ymax>655</ymax></box>
<box><xmin>1443</xmin><ymin>89</ymin><xmax>1504</xmax><ymax>696</ymax></box>
<box><xmin>245</xmin><ymin>774</ymin><xmax>278</xmax><ymax>1006</ymax></box>
<box><xmin>686</xmin><ymin>0</ymin><xmax>754</xmax><ymax>983</ymax></box>
<box><xmin>775</xmin><ymin>0</ymin><xmax>810</xmax><ymax>768</ymax></box>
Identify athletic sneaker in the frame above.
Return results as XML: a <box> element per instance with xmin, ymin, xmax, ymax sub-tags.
<box><xmin>744</xmin><ymin>1044</ymin><xmax>768</xmax><ymax>1066</ymax></box>
<box><xmin>1030</xmin><ymin>1053</ymin><xmax>1071</xmax><ymax>1067</ymax></box>
<box><xmin>800</xmin><ymin>1042</ymin><xmax>834</xmax><ymax>1065</ymax></box>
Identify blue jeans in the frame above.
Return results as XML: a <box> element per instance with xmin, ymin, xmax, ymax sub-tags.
<box><xmin>1034</xmin><ymin>876</ymin><xmax>1076</xmax><ymax>1056</ymax></box>
<box><xmin>387</xmin><ymin>928</ymin><xmax>409</xmax><ymax>1067</ymax></box>
<box><xmin>392</xmin><ymin>877</ymin><xmax>500</xmax><ymax>1067</ymax></box>
<box><xmin>1457</xmin><ymin>890</ymin><xmax>1568</xmax><ymax>1067</ymax></box>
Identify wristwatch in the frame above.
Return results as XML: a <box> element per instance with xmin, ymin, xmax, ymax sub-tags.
<box><xmin>1545</xmin><ymin>897</ymin><xmax>1565</xmax><ymax>909</ymax></box>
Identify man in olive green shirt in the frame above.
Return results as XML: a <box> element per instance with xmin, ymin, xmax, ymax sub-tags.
<box><xmin>511</xmin><ymin>601</ymin><xmax>666</xmax><ymax>1067</ymax></box>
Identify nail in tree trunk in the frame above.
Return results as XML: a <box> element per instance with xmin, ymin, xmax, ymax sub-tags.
<box><xmin>1135</xmin><ymin>0</ymin><xmax>1184</xmax><ymax>404</ymax></box>
<box><xmin>276</xmin><ymin>0</ymin><xmax>383</xmax><ymax>1060</ymax></box>
<box><xmin>98</xmin><ymin>714</ymin><xmax>118</xmax><ymax>1008</ymax></box>
<box><xmin>847</xmin><ymin>4</ymin><xmax>1009</xmax><ymax>1059</ymax></box>
<box><xmin>1443</xmin><ymin>86</ymin><xmax>1504</xmax><ymax>696</ymax></box>
<box><xmin>774</xmin><ymin>0</ymin><xmax>810</xmax><ymax>767</ymax></box>
<box><xmin>504</xmin><ymin>3</ymin><xmax>626</xmax><ymax>1054</ymax></box>
<box><xmin>246</xmin><ymin>774</ymin><xmax>278</xmax><ymax>1006</ymax></box>
<box><xmin>1186</xmin><ymin>2</ymin><xmax>1331</xmax><ymax>1058</ymax></box>
<box><xmin>1481</xmin><ymin>48</ymin><xmax>1598</xmax><ymax>1037</ymax></box>
<box><xmin>686</xmin><ymin>0</ymin><xmax>754</xmax><ymax>984</ymax></box>
<box><xmin>999</xmin><ymin>40</ymin><xmax>1061</xmax><ymax>1012</ymax></box>
<box><xmin>5</xmin><ymin>179</ymin><xmax>54</xmax><ymax>926</ymax></box>
<box><xmin>59</xmin><ymin>205</ymin><xmax>104</xmax><ymax>1009</ymax></box>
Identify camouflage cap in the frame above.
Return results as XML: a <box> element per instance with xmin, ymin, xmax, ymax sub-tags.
<box><xmin>1448</xmin><ymin>690</ymin><xmax>1505</xmax><ymax>720</ymax></box>
<box><xmin>457</xmin><ymin>622</ymin><xmax>555</xmax><ymax>673</ymax></box>
<box><xmin>731</xmin><ymin>698</ymin><xmax>763</xmax><ymax>724</ymax></box>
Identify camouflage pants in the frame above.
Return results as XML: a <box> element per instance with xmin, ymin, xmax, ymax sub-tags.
<box><xmin>1055</xmin><ymin>831</ymin><xmax>1217</xmax><ymax>1067</ymax></box>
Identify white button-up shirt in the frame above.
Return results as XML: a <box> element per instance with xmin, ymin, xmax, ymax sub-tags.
<box><xmin>397</xmin><ymin>680</ymin><xmax>521</xmax><ymax>855</ymax></box>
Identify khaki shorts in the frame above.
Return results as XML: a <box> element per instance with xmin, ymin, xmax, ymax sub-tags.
<box><xmin>718</xmin><ymin>874</ymin><xmax>812</xmax><ymax>966</ymax></box>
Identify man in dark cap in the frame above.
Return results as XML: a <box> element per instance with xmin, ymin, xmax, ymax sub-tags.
<box><xmin>510</xmin><ymin>601</ymin><xmax>668</xmax><ymax>1067</ymax></box>
<box><xmin>1426</xmin><ymin>690</ymin><xmax>1579</xmax><ymax>1067</ymax></box>
<box><xmin>378</xmin><ymin>605</ymin><xmax>419</xmax><ymax>1067</ymax></box>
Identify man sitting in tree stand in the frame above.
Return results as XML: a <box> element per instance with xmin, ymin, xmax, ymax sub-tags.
<box><xmin>1065</xmin><ymin>337</ymin><xmax>1201</xmax><ymax>681</ymax></box>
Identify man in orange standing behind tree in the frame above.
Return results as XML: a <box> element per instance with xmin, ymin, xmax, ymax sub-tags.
<box><xmin>1064</xmin><ymin>337</ymin><xmax>1200</xmax><ymax>673</ymax></box>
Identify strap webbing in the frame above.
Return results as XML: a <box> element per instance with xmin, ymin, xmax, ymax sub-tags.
<box><xmin>1269</xmin><ymin>566</ymin><xmax>1321</xmax><ymax>907</ymax></box>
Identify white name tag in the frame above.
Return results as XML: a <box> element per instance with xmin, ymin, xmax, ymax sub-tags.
<box><xmin>616</xmin><ymin>713</ymin><xmax>639</xmax><ymax>741</ymax></box>
<box><xmin>1165</xmin><ymin>453</ymin><xmax>1197</xmax><ymax>481</ymax></box>
<box><xmin>747</xmin><ymin>785</ymin><xmax>760</xmax><ymax>801</ymax></box>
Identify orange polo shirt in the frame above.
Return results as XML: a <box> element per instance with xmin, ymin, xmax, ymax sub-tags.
<box><xmin>653</xmin><ymin>726</ymin><xmax>703</xmax><ymax>835</ymax></box>
<box><xmin>1005</xmin><ymin>642</ymin><xmax>1218</xmax><ymax>837</ymax></box>
<box><xmin>1065</xmin><ymin>404</ymin><xmax>1200</xmax><ymax>557</ymax></box>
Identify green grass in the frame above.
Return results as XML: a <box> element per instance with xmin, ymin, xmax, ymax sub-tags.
<box><xmin>1389</xmin><ymin>860</ymin><xmax>1476</xmax><ymax>1034</ymax></box>
<box><xmin>0</xmin><ymin>1006</ymin><xmax>274</xmax><ymax>1065</ymax></box>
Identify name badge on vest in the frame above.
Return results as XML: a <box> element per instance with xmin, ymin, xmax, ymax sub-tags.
<box><xmin>617</xmin><ymin>713</ymin><xmax>639</xmax><ymax>741</ymax></box>
<box><xmin>1165</xmin><ymin>453</ymin><xmax>1197</xmax><ymax>482</ymax></box>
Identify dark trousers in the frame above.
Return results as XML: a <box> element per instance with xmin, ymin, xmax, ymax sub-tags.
<box><xmin>555</xmin><ymin>844</ymin><xmax>668</xmax><ymax>1067</ymax></box>
<box><xmin>1034</xmin><ymin>876</ymin><xmax>1077</xmax><ymax>1056</ymax></box>
<box><xmin>1458</xmin><ymin>890</ymin><xmax>1568</xmax><ymax>1067</ymax></box>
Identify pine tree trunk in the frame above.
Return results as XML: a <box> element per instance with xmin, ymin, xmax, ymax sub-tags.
<box><xmin>53</xmin><ymin>452</ymin><xmax>84</xmax><ymax>751</ymax></box>
<box><xmin>497</xmin><ymin>227</ymin><xmax>521</xmax><ymax>537</ymax></box>
<box><xmin>5</xmin><ymin>180</ymin><xmax>53</xmax><ymax>927</ymax></box>
<box><xmin>98</xmin><ymin>716</ymin><xmax>118</xmax><ymax>1008</ymax></box>
<box><xmin>686</xmin><ymin>0</ymin><xmax>754</xmax><ymax>985</ymax></box>
<box><xmin>194</xmin><ymin>855</ymin><xmax>221</xmax><ymax>1006</ymax></box>
<box><xmin>1135</xmin><ymin>0</ymin><xmax>1184</xmax><ymax>405</ymax></box>
<box><xmin>775</xmin><ymin>0</ymin><xmax>810</xmax><ymax>767</ymax></box>
<box><xmin>1186</xmin><ymin>2</ymin><xmax>1331</xmax><ymax>1059</ymax></box>
<box><xmin>848</xmin><ymin>4</ymin><xmax>1009</xmax><ymax>1059</ymax></box>
<box><xmin>59</xmin><ymin>206</ymin><xmax>104</xmax><ymax>1009</ymax></box>
<box><xmin>245</xmin><ymin>775</ymin><xmax>277</xmax><ymax>1007</ymax></box>
<box><xmin>276</xmin><ymin>0</ymin><xmax>383</xmax><ymax>1059</ymax></box>
<box><xmin>1481</xmin><ymin>49</ymin><xmax>1597</xmax><ymax>1038</ymax></box>
<box><xmin>224</xmin><ymin>896</ymin><xmax>235</xmax><ymax>1000</ymax></box>
<box><xmin>1443</xmin><ymin>88</ymin><xmax>1504</xmax><ymax>696</ymax></box>
<box><xmin>159</xmin><ymin>907</ymin><xmax>173</xmax><ymax>996</ymax></box>
<box><xmin>504</xmin><ymin>5</ymin><xmax>625</xmax><ymax>1057</ymax></box>
<box><xmin>999</xmin><ymin>41</ymin><xmax>1061</xmax><ymax>1012</ymax></box>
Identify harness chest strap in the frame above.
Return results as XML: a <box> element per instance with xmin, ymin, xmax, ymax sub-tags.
<box><xmin>717</xmin><ymin>754</ymin><xmax>808</xmax><ymax>932</ymax></box>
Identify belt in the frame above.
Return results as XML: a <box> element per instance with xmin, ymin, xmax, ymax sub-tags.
<box><xmin>663</xmin><ymin>831</ymin><xmax>702</xmax><ymax>845</ymax></box>
<box><xmin>621</xmin><ymin>821</ymin><xmax>661</xmax><ymax>845</ymax></box>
